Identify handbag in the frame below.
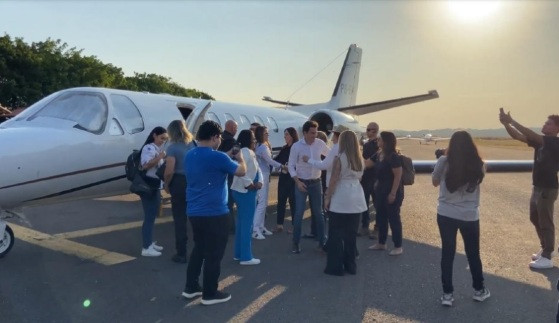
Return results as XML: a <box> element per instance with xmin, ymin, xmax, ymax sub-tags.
<box><xmin>156</xmin><ymin>161</ymin><xmax>166</xmax><ymax>181</ymax></box>
<box><xmin>129</xmin><ymin>172</ymin><xmax>153</xmax><ymax>195</ymax></box>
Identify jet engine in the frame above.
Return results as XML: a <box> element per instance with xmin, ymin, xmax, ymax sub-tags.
<box><xmin>308</xmin><ymin>109</ymin><xmax>363</xmax><ymax>136</ymax></box>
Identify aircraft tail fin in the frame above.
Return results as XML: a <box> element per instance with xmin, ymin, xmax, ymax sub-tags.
<box><xmin>328</xmin><ymin>44</ymin><xmax>362</xmax><ymax>109</ymax></box>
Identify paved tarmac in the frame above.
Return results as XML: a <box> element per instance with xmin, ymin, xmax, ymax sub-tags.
<box><xmin>1</xmin><ymin>140</ymin><xmax>557</xmax><ymax>322</ymax></box>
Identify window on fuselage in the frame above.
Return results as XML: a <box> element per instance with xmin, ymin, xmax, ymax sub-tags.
<box><xmin>254</xmin><ymin>115</ymin><xmax>266</xmax><ymax>127</ymax></box>
<box><xmin>28</xmin><ymin>91</ymin><xmax>108</xmax><ymax>134</ymax></box>
<box><xmin>239</xmin><ymin>114</ymin><xmax>250</xmax><ymax>129</ymax></box>
<box><xmin>207</xmin><ymin>112</ymin><xmax>221</xmax><ymax>125</ymax></box>
<box><xmin>224</xmin><ymin>113</ymin><xmax>234</xmax><ymax>121</ymax></box>
<box><xmin>268</xmin><ymin>117</ymin><xmax>279</xmax><ymax>133</ymax></box>
<box><xmin>110</xmin><ymin>94</ymin><xmax>144</xmax><ymax>134</ymax></box>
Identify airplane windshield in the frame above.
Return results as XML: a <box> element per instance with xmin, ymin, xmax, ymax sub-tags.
<box><xmin>28</xmin><ymin>91</ymin><xmax>108</xmax><ymax>134</ymax></box>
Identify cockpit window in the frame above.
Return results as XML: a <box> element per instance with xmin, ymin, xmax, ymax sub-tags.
<box><xmin>28</xmin><ymin>91</ymin><xmax>108</xmax><ymax>134</ymax></box>
<box><xmin>110</xmin><ymin>94</ymin><xmax>144</xmax><ymax>134</ymax></box>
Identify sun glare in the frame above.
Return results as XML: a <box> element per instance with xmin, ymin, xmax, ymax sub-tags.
<box><xmin>448</xmin><ymin>0</ymin><xmax>501</xmax><ymax>22</ymax></box>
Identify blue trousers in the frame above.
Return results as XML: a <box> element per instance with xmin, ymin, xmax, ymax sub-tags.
<box><xmin>293</xmin><ymin>179</ymin><xmax>326</xmax><ymax>246</ymax></box>
<box><xmin>233</xmin><ymin>190</ymin><xmax>257</xmax><ymax>261</ymax></box>
<box><xmin>140</xmin><ymin>189</ymin><xmax>161</xmax><ymax>249</ymax></box>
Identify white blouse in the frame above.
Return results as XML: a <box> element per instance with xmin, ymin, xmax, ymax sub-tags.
<box><xmin>231</xmin><ymin>148</ymin><xmax>264</xmax><ymax>193</ymax></box>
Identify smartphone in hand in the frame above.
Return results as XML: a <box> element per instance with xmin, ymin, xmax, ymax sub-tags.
<box><xmin>231</xmin><ymin>144</ymin><xmax>241</xmax><ymax>155</ymax></box>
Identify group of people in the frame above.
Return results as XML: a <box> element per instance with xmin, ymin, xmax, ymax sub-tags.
<box><xmin>132</xmin><ymin>109</ymin><xmax>559</xmax><ymax>308</ymax></box>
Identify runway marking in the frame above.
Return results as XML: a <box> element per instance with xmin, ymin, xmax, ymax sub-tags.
<box><xmin>228</xmin><ymin>285</ymin><xmax>287</xmax><ymax>322</ymax></box>
<box><xmin>53</xmin><ymin>216</ymin><xmax>174</xmax><ymax>239</ymax></box>
<box><xmin>362</xmin><ymin>308</ymin><xmax>413</xmax><ymax>323</ymax></box>
<box><xmin>10</xmin><ymin>223</ymin><xmax>135</xmax><ymax>265</ymax></box>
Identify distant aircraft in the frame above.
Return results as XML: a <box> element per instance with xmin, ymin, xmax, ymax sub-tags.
<box><xmin>399</xmin><ymin>133</ymin><xmax>450</xmax><ymax>145</ymax></box>
<box><xmin>0</xmin><ymin>44</ymin><xmax>439</xmax><ymax>256</ymax></box>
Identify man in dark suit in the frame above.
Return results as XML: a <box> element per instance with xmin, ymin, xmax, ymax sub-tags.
<box><xmin>360</xmin><ymin>122</ymin><xmax>379</xmax><ymax>238</ymax></box>
<box><xmin>218</xmin><ymin>120</ymin><xmax>238</xmax><ymax>234</ymax></box>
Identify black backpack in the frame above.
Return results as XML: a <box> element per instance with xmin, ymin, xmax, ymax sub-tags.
<box><xmin>399</xmin><ymin>154</ymin><xmax>415</xmax><ymax>186</ymax></box>
<box><xmin>125</xmin><ymin>149</ymin><xmax>142</xmax><ymax>181</ymax></box>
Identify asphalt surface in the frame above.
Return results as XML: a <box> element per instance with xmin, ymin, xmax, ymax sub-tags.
<box><xmin>1</xmin><ymin>141</ymin><xmax>557</xmax><ymax>323</ymax></box>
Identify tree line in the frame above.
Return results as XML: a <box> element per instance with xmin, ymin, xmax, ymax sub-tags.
<box><xmin>0</xmin><ymin>34</ymin><xmax>214</xmax><ymax>109</ymax></box>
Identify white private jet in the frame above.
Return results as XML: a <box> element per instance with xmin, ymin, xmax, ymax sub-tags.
<box><xmin>0</xmin><ymin>44</ymin><xmax>439</xmax><ymax>256</ymax></box>
<box><xmin>399</xmin><ymin>133</ymin><xmax>450</xmax><ymax>145</ymax></box>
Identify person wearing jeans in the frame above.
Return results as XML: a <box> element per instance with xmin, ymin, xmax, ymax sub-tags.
<box><xmin>437</xmin><ymin>215</ymin><xmax>484</xmax><ymax>294</ymax></box>
<box><xmin>273</xmin><ymin>127</ymin><xmax>299</xmax><ymax>233</ymax></box>
<box><xmin>231</xmin><ymin>130</ymin><xmax>263</xmax><ymax>265</ymax></box>
<box><xmin>163</xmin><ymin>120</ymin><xmax>196</xmax><ymax>263</ymax></box>
<box><xmin>139</xmin><ymin>126</ymin><xmax>168</xmax><ymax>257</ymax></box>
<box><xmin>288</xmin><ymin>121</ymin><xmax>329</xmax><ymax>253</ymax></box>
<box><xmin>432</xmin><ymin>131</ymin><xmax>489</xmax><ymax>307</ymax></box>
<box><xmin>366</xmin><ymin>132</ymin><xmax>404</xmax><ymax>256</ymax></box>
<box><xmin>182</xmin><ymin>121</ymin><xmax>246</xmax><ymax>306</ymax></box>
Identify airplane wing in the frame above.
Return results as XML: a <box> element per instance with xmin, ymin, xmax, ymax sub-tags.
<box><xmin>432</xmin><ymin>137</ymin><xmax>451</xmax><ymax>142</ymax></box>
<box><xmin>261</xmin><ymin>96</ymin><xmax>303</xmax><ymax>106</ymax></box>
<box><xmin>413</xmin><ymin>160</ymin><xmax>533</xmax><ymax>173</ymax></box>
<box><xmin>337</xmin><ymin>90</ymin><xmax>439</xmax><ymax>116</ymax></box>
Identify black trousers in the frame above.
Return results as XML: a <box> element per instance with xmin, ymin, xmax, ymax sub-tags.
<box><xmin>324</xmin><ymin>212</ymin><xmax>360</xmax><ymax>276</ymax></box>
<box><xmin>437</xmin><ymin>214</ymin><xmax>484</xmax><ymax>294</ymax></box>
<box><xmin>276</xmin><ymin>174</ymin><xmax>295</xmax><ymax>225</ymax></box>
<box><xmin>186</xmin><ymin>215</ymin><xmax>229</xmax><ymax>298</ymax></box>
<box><xmin>361</xmin><ymin>181</ymin><xmax>374</xmax><ymax>228</ymax></box>
<box><xmin>169</xmin><ymin>174</ymin><xmax>188</xmax><ymax>257</ymax></box>
<box><xmin>376</xmin><ymin>195</ymin><xmax>403</xmax><ymax>247</ymax></box>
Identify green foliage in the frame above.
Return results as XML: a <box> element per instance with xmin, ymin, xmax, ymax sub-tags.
<box><xmin>0</xmin><ymin>34</ymin><xmax>214</xmax><ymax>108</ymax></box>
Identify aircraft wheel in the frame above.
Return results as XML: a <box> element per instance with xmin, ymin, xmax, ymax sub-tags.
<box><xmin>0</xmin><ymin>225</ymin><xmax>14</xmax><ymax>258</ymax></box>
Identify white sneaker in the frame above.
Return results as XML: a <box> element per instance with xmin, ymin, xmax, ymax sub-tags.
<box><xmin>531</xmin><ymin>249</ymin><xmax>556</xmax><ymax>261</ymax></box>
<box><xmin>440</xmin><ymin>293</ymin><xmax>454</xmax><ymax>307</ymax></box>
<box><xmin>262</xmin><ymin>228</ymin><xmax>273</xmax><ymax>236</ymax></box>
<box><xmin>529</xmin><ymin>256</ymin><xmax>553</xmax><ymax>269</ymax></box>
<box><xmin>252</xmin><ymin>232</ymin><xmax>265</xmax><ymax>240</ymax></box>
<box><xmin>141</xmin><ymin>246</ymin><xmax>162</xmax><ymax>257</ymax></box>
<box><xmin>150</xmin><ymin>242</ymin><xmax>163</xmax><ymax>251</ymax></box>
<box><xmin>472</xmin><ymin>288</ymin><xmax>491</xmax><ymax>302</ymax></box>
<box><xmin>240</xmin><ymin>258</ymin><xmax>261</xmax><ymax>265</ymax></box>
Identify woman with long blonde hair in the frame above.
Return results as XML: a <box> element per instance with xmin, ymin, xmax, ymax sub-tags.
<box><xmin>163</xmin><ymin>119</ymin><xmax>195</xmax><ymax>263</ymax></box>
<box><xmin>323</xmin><ymin>130</ymin><xmax>367</xmax><ymax>276</ymax></box>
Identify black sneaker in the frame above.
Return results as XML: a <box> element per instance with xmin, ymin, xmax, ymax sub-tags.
<box><xmin>181</xmin><ymin>284</ymin><xmax>203</xmax><ymax>299</ymax></box>
<box><xmin>172</xmin><ymin>254</ymin><xmax>187</xmax><ymax>264</ymax></box>
<box><xmin>201</xmin><ymin>291</ymin><xmax>231</xmax><ymax>305</ymax></box>
<box><xmin>292</xmin><ymin>243</ymin><xmax>301</xmax><ymax>254</ymax></box>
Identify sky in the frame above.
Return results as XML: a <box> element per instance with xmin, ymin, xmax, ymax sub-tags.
<box><xmin>1</xmin><ymin>0</ymin><xmax>558</xmax><ymax>131</ymax></box>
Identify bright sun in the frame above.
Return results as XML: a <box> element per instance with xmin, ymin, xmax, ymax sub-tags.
<box><xmin>448</xmin><ymin>0</ymin><xmax>501</xmax><ymax>22</ymax></box>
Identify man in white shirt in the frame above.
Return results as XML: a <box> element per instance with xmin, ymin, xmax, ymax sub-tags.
<box><xmin>288</xmin><ymin>121</ymin><xmax>330</xmax><ymax>253</ymax></box>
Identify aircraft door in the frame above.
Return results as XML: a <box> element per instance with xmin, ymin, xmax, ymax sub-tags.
<box><xmin>186</xmin><ymin>101</ymin><xmax>213</xmax><ymax>137</ymax></box>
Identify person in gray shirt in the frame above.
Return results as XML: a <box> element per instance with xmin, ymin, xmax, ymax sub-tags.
<box><xmin>432</xmin><ymin>131</ymin><xmax>490</xmax><ymax>307</ymax></box>
<box><xmin>164</xmin><ymin>120</ymin><xmax>196</xmax><ymax>263</ymax></box>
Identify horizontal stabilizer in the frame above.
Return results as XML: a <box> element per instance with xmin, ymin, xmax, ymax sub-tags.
<box><xmin>337</xmin><ymin>90</ymin><xmax>439</xmax><ymax>116</ymax></box>
<box><xmin>262</xmin><ymin>96</ymin><xmax>302</xmax><ymax>107</ymax></box>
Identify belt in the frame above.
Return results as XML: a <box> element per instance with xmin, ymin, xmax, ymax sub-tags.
<box><xmin>299</xmin><ymin>178</ymin><xmax>321</xmax><ymax>184</ymax></box>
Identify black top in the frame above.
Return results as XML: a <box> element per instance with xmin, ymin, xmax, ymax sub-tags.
<box><xmin>218</xmin><ymin>130</ymin><xmax>236</xmax><ymax>152</ymax></box>
<box><xmin>529</xmin><ymin>136</ymin><xmax>559</xmax><ymax>188</ymax></box>
<box><xmin>362</xmin><ymin>138</ymin><xmax>379</xmax><ymax>185</ymax></box>
<box><xmin>274</xmin><ymin>144</ymin><xmax>292</xmax><ymax>178</ymax></box>
<box><xmin>372</xmin><ymin>152</ymin><xmax>404</xmax><ymax>200</ymax></box>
